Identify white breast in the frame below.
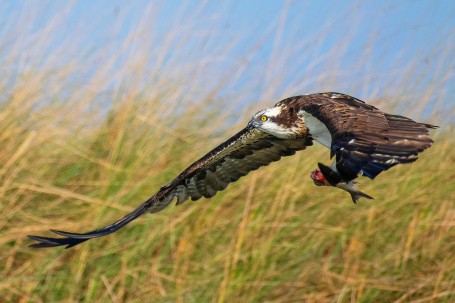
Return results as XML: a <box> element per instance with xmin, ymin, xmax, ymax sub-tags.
<box><xmin>299</xmin><ymin>110</ymin><xmax>332</xmax><ymax>149</ymax></box>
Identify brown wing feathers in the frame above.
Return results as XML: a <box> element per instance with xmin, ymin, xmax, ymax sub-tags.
<box><xmin>28</xmin><ymin>127</ymin><xmax>312</xmax><ymax>248</ymax></box>
<box><xmin>305</xmin><ymin>93</ymin><xmax>436</xmax><ymax>180</ymax></box>
<box><xmin>173</xmin><ymin>128</ymin><xmax>311</xmax><ymax>203</ymax></box>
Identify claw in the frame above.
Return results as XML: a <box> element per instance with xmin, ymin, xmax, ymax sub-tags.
<box><xmin>310</xmin><ymin>166</ymin><xmax>374</xmax><ymax>203</ymax></box>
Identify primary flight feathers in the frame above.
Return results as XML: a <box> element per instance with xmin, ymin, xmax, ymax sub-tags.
<box><xmin>28</xmin><ymin>92</ymin><xmax>436</xmax><ymax>248</ymax></box>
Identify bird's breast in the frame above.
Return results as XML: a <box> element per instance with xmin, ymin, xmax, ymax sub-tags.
<box><xmin>299</xmin><ymin>110</ymin><xmax>332</xmax><ymax>149</ymax></box>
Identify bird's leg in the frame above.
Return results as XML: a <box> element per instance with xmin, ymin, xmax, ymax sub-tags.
<box><xmin>310</xmin><ymin>161</ymin><xmax>342</xmax><ymax>186</ymax></box>
<box><xmin>310</xmin><ymin>161</ymin><xmax>338</xmax><ymax>186</ymax></box>
<box><xmin>316</xmin><ymin>162</ymin><xmax>344</xmax><ymax>185</ymax></box>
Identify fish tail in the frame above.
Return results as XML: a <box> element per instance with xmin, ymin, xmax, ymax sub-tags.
<box><xmin>350</xmin><ymin>190</ymin><xmax>374</xmax><ymax>204</ymax></box>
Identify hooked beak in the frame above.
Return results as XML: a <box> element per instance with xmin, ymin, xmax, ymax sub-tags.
<box><xmin>247</xmin><ymin>120</ymin><xmax>258</xmax><ymax>130</ymax></box>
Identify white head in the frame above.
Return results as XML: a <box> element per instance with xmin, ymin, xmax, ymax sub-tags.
<box><xmin>248</xmin><ymin>104</ymin><xmax>306</xmax><ymax>139</ymax></box>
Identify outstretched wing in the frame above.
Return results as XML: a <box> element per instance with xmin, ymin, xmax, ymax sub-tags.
<box><xmin>304</xmin><ymin>93</ymin><xmax>436</xmax><ymax>181</ymax></box>
<box><xmin>28</xmin><ymin>127</ymin><xmax>312</xmax><ymax>248</ymax></box>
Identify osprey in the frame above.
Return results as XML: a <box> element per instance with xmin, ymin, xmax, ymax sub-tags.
<box><xmin>28</xmin><ymin>92</ymin><xmax>436</xmax><ymax>248</ymax></box>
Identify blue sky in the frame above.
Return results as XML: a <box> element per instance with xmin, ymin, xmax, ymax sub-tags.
<box><xmin>1</xmin><ymin>1</ymin><xmax>454</xmax><ymax>114</ymax></box>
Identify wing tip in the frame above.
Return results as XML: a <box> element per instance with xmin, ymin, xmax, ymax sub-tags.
<box><xmin>27</xmin><ymin>233</ymin><xmax>89</xmax><ymax>249</ymax></box>
<box><xmin>27</xmin><ymin>199</ymin><xmax>151</xmax><ymax>249</ymax></box>
<box><xmin>425</xmin><ymin>123</ymin><xmax>438</xmax><ymax>129</ymax></box>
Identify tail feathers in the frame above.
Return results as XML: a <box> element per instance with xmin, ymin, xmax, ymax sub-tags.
<box><xmin>350</xmin><ymin>190</ymin><xmax>374</xmax><ymax>204</ymax></box>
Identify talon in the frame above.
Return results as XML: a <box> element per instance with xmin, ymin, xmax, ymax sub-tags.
<box><xmin>310</xmin><ymin>169</ymin><xmax>329</xmax><ymax>186</ymax></box>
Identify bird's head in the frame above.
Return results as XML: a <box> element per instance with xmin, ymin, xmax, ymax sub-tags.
<box><xmin>248</xmin><ymin>103</ymin><xmax>306</xmax><ymax>139</ymax></box>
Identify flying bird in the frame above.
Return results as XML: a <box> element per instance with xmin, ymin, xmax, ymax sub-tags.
<box><xmin>28</xmin><ymin>92</ymin><xmax>436</xmax><ymax>248</ymax></box>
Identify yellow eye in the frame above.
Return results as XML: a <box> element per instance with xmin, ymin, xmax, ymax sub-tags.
<box><xmin>260</xmin><ymin>115</ymin><xmax>268</xmax><ymax>122</ymax></box>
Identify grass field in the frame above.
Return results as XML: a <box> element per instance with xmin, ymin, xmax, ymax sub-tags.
<box><xmin>1</xmin><ymin>4</ymin><xmax>455</xmax><ymax>303</ymax></box>
<box><xmin>1</xmin><ymin>82</ymin><xmax>454</xmax><ymax>302</ymax></box>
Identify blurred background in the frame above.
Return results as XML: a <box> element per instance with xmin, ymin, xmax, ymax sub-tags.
<box><xmin>1</xmin><ymin>1</ymin><xmax>454</xmax><ymax>302</ymax></box>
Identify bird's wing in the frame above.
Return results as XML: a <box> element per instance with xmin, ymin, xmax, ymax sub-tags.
<box><xmin>304</xmin><ymin>92</ymin><xmax>436</xmax><ymax>181</ymax></box>
<box><xmin>28</xmin><ymin>127</ymin><xmax>312</xmax><ymax>248</ymax></box>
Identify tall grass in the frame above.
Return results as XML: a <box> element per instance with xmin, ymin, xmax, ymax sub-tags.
<box><xmin>1</xmin><ymin>3</ymin><xmax>454</xmax><ymax>303</ymax></box>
